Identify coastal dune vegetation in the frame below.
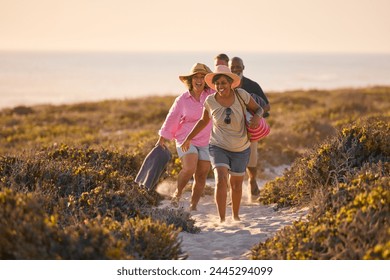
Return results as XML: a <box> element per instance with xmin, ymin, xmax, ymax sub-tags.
<box><xmin>0</xmin><ymin>86</ymin><xmax>389</xmax><ymax>259</ymax></box>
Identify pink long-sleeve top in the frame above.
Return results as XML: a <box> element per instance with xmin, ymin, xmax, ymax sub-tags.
<box><xmin>159</xmin><ymin>88</ymin><xmax>214</xmax><ymax>147</ymax></box>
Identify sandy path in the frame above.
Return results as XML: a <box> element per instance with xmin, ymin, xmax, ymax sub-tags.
<box><xmin>156</xmin><ymin>165</ymin><xmax>308</xmax><ymax>260</ymax></box>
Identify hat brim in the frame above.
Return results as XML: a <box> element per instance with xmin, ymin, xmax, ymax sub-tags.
<box><xmin>179</xmin><ymin>71</ymin><xmax>210</xmax><ymax>83</ymax></box>
<box><xmin>204</xmin><ymin>72</ymin><xmax>241</xmax><ymax>90</ymax></box>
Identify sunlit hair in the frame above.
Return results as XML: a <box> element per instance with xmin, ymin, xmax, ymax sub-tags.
<box><xmin>212</xmin><ymin>74</ymin><xmax>233</xmax><ymax>85</ymax></box>
<box><xmin>214</xmin><ymin>53</ymin><xmax>229</xmax><ymax>64</ymax></box>
<box><xmin>183</xmin><ymin>75</ymin><xmax>210</xmax><ymax>91</ymax></box>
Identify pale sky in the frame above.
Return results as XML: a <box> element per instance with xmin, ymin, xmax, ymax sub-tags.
<box><xmin>0</xmin><ymin>0</ymin><xmax>389</xmax><ymax>53</ymax></box>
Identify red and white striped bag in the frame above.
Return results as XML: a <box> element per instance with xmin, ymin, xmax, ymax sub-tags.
<box><xmin>236</xmin><ymin>89</ymin><xmax>271</xmax><ymax>142</ymax></box>
<box><xmin>245</xmin><ymin>111</ymin><xmax>270</xmax><ymax>141</ymax></box>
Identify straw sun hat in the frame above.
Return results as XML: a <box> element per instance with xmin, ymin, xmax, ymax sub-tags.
<box><xmin>204</xmin><ymin>65</ymin><xmax>241</xmax><ymax>90</ymax></box>
<box><xmin>179</xmin><ymin>63</ymin><xmax>212</xmax><ymax>83</ymax></box>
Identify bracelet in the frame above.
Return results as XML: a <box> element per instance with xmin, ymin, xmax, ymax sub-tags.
<box><xmin>254</xmin><ymin>107</ymin><xmax>263</xmax><ymax>117</ymax></box>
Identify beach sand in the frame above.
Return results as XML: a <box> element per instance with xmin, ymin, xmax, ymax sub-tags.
<box><xmin>156</xmin><ymin>165</ymin><xmax>308</xmax><ymax>260</ymax></box>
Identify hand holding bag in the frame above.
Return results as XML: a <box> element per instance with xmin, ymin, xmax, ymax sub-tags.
<box><xmin>235</xmin><ymin>89</ymin><xmax>270</xmax><ymax>142</ymax></box>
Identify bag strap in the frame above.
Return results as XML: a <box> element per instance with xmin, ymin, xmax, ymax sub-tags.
<box><xmin>234</xmin><ymin>89</ymin><xmax>251</xmax><ymax>140</ymax></box>
<box><xmin>235</xmin><ymin>89</ymin><xmax>247</xmax><ymax>115</ymax></box>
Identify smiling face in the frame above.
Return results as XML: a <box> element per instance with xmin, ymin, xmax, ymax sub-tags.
<box><xmin>213</xmin><ymin>75</ymin><xmax>232</xmax><ymax>95</ymax></box>
<box><xmin>191</xmin><ymin>73</ymin><xmax>206</xmax><ymax>91</ymax></box>
<box><xmin>229</xmin><ymin>58</ymin><xmax>244</xmax><ymax>78</ymax></box>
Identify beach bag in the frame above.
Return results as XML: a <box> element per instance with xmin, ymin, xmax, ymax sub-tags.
<box><xmin>236</xmin><ymin>89</ymin><xmax>270</xmax><ymax>142</ymax></box>
<box><xmin>245</xmin><ymin>111</ymin><xmax>270</xmax><ymax>141</ymax></box>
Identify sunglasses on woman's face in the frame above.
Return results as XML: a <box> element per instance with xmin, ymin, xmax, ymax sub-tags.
<box><xmin>224</xmin><ymin>107</ymin><xmax>232</xmax><ymax>124</ymax></box>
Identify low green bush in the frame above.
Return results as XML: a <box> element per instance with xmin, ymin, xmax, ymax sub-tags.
<box><xmin>260</xmin><ymin>117</ymin><xmax>389</xmax><ymax>208</ymax></box>
<box><xmin>251</xmin><ymin>162</ymin><xmax>389</xmax><ymax>260</ymax></box>
<box><xmin>0</xmin><ymin>188</ymin><xmax>185</xmax><ymax>259</ymax></box>
<box><xmin>0</xmin><ymin>144</ymin><xmax>196</xmax><ymax>259</ymax></box>
<box><xmin>142</xmin><ymin>207</ymin><xmax>200</xmax><ymax>234</ymax></box>
<box><xmin>252</xmin><ymin>118</ymin><xmax>390</xmax><ymax>259</ymax></box>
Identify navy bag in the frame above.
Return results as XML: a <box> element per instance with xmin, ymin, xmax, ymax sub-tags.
<box><xmin>249</xmin><ymin>93</ymin><xmax>269</xmax><ymax>118</ymax></box>
<box><xmin>135</xmin><ymin>145</ymin><xmax>172</xmax><ymax>191</ymax></box>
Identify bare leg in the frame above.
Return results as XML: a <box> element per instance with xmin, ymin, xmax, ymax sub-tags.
<box><xmin>172</xmin><ymin>153</ymin><xmax>197</xmax><ymax>206</ymax></box>
<box><xmin>190</xmin><ymin>160</ymin><xmax>211</xmax><ymax>210</ymax></box>
<box><xmin>247</xmin><ymin>142</ymin><xmax>260</xmax><ymax>196</ymax></box>
<box><xmin>230</xmin><ymin>174</ymin><xmax>244</xmax><ymax>221</ymax></box>
<box><xmin>247</xmin><ymin>167</ymin><xmax>260</xmax><ymax>195</ymax></box>
<box><xmin>214</xmin><ymin>166</ymin><xmax>229</xmax><ymax>222</ymax></box>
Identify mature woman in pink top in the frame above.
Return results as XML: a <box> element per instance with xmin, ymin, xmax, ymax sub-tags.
<box><xmin>156</xmin><ymin>63</ymin><xmax>214</xmax><ymax>210</ymax></box>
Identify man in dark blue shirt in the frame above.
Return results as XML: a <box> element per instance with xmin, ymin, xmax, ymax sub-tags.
<box><xmin>230</xmin><ymin>57</ymin><xmax>271</xmax><ymax>196</ymax></box>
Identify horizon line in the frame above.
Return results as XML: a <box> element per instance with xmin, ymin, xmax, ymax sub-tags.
<box><xmin>0</xmin><ymin>49</ymin><xmax>390</xmax><ymax>55</ymax></box>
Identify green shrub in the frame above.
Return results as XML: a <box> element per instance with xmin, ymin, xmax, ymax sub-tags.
<box><xmin>63</xmin><ymin>216</ymin><xmax>185</xmax><ymax>260</ymax></box>
<box><xmin>252</xmin><ymin>118</ymin><xmax>390</xmax><ymax>260</ymax></box>
<box><xmin>260</xmin><ymin>117</ymin><xmax>390</xmax><ymax>208</ymax></box>
<box><xmin>142</xmin><ymin>207</ymin><xmax>200</xmax><ymax>234</ymax></box>
<box><xmin>251</xmin><ymin>162</ymin><xmax>389</xmax><ymax>260</ymax></box>
<box><xmin>0</xmin><ymin>146</ymin><xmax>156</xmax><ymax>223</ymax></box>
<box><xmin>0</xmin><ymin>189</ymin><xmax>185</xmax><ymax>259</ymax></box>
<box><xmin>0</xmin><ymin>189</ymin><xmax>65</xmax><ymax>259</ymax></box>
<box><xmin>116</xmin><ymin>217</ymin><xmax>185</xmax><ymax>259</ymax></box>
<box><xmin>0</xmin><ymin>145</ymin><xmax>197</xmax><ymax>259</ymax></box>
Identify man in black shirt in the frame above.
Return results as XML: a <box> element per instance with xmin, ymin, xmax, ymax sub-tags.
<box><xmin>230</xmin><ymin>57</ymin><xmax>270</xmax><ymax>114</ymax></box>
<box><xmin>229</xmin><ymin>57</ymin><xmax>271</xmax><ymax>196</ymax></box>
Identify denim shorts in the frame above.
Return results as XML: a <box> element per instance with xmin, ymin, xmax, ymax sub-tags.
<box><xmin>209</xmin><ymin>144</ymin><xmax>250</xmax><ymax>176</ymax></box>
<box><xmin>176</xmin><ymin>144</ymin><xmax>210</xmax><ymax>161</ymax></box>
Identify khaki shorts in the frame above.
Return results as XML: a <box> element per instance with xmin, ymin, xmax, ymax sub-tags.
<box><xmin>176</xmin><ymin>144</ymin><xmax>210</xmax><ymax>161</ymax></box>
<box><xmin>247</xmin><ymin>141</ymin><xmax>258</xmax><ymax>168</ymax></box>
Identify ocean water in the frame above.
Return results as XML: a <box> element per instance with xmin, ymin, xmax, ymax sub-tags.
<box><xmin>0</xmin><ymin>51</ymin><xmax>389</xmax><ymax>109</ymax></box>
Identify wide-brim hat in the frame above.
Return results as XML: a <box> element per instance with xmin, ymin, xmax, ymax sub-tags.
<box><xmin>179</xmin><ymin>63</ymin><xmax>212</xmax><ymax>83</ymax></box>
<box><xmin>204</xmin><ymin>65</ymin><xmax>241</xmax><ymax>90</ymax></box>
